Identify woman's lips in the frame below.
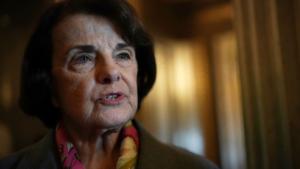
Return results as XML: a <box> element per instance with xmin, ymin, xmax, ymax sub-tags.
<box><xmin>97</xmin><ymin>92</ymin><xmax>125</xmax><ymax>105</ymax></box>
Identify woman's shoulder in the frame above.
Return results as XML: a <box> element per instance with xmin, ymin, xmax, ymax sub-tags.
<box><xmin>0</xmin><ymin>131</ymin><xmax>60</xmax><ymax>169</ymax></box>
<box><xmin>160</xmin><ymin>143</ymin><xmax>219</xmax><ymax>169</ymax></box>
<box><xmin>134</xmin><ymin>120</ymin><xmax>219</xmax><ymax>169</ymax></box>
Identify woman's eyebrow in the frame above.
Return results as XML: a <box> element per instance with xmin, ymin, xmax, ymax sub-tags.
<box><xmin>67</xmin><ymin>45</ymin><xmax>96</xmax><ymax>54</ymax></box>
<box><xmin>65</xmin><ymin>44</ymin><xmax>133</xmax><ymax>56</ymax></box>
<box><xmin>115</xmin><ymin>43</ymin><xmax>133</xmax><ymax>50</ymax></box>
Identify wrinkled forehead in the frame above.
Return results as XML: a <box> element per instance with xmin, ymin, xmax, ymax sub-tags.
<box><xmin>53</xmin><ymin>13</ymin><xmax>124</xmax><ymax>42</ymax></box>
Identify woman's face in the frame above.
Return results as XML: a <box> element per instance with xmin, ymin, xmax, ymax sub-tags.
<box><xmin>51</xmin><ymin>14</ymin><xmax>138</xmax><ymax>130</ymax></box>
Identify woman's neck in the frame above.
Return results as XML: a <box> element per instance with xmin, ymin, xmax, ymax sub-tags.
<box><xmin>62</xmin><ymin>120</ymin><xmax>122</xmax><ymax>169</ymax></box>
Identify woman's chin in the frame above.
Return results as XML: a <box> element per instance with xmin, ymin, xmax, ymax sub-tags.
<box><xmin>92</xmin><ymin>110</ymin><xmax>134</xmax><ymax>130</ymax></box>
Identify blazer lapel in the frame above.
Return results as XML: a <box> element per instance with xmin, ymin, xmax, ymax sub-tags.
<box><xmin>134</xmin><ymin>120</ymin><xmax>173</xmax><ymax>169</ymax></box>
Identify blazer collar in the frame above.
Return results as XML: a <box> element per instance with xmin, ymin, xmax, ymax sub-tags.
<box><xmin>133</xmin><ymin>120</ymin><xmax>173</xmax><ymax>169</ymax></box>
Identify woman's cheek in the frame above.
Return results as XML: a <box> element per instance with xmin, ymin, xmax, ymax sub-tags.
<box><xmin>56</xmin><ymin>74</ymin><xmax>92</xmax><ymax>112</ymax></box>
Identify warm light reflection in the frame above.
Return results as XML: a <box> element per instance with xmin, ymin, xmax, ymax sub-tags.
<box><xmin>212</xmin><ymin>31</ymin><xmax>245</xmax><ymax>169</ymax></box>
<box><xmin>171</xmin><ymin>43</ymin><xmax>196</xmax><ymax>105</ymax></box>
<box><xmin>141</xmin><ymin>40</ymin><xmax>205</xmax><ymax>155</ymax></box>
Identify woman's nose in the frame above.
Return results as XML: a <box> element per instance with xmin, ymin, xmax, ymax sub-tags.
<box><xmin>96</xmin><ymin>61</ymin><xmax>121</xmax><ymax>84</ymax></box>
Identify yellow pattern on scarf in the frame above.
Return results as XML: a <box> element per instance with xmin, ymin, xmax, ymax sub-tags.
<box><xmin>116</xmin><ymin>122</ymin><xmax>138</xmax><ymax>169</ymax></box>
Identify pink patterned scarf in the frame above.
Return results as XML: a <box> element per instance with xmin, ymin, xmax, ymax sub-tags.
<box><xmin>55</xmin><ymin>121</ymin><xmax>139</xmax><ymax>169</ymax></box>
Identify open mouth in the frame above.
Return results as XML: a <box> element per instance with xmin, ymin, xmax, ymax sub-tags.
<box><xmin>98</xmin><ymin>92</ymin><xmax>125</xmax><ymax>105</ymax></box>
<box><xmin>105</xmin><ymin>93</ymin><xmax>120</xmax><ymax>100</ymax></box>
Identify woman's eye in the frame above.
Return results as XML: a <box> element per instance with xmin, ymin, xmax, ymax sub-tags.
<box><xmin>72</xmin><ymin>54</ymin><xmax>93</xmax><ymax>64</ymax></box>
<box><xmin>69</xmin><ymin>53</ymin><xmax>95</xmax><ymax>72</ymax></box>
<box><xmin>116</xmin><ymin>52</ymin><xmax>131</xmax><ymax>60</ymax></box>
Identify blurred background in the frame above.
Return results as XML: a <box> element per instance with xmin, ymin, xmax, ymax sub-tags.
<box><xmin>0</xmin><ymin>0</ymin><xmax>299</xmax><ymax>169</ymax></box>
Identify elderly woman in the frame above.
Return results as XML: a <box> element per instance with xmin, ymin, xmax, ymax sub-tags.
<box><xmin>0</xmin><ymin>0</ymin><xmax>218</xmax><ymax>169</ymax></box>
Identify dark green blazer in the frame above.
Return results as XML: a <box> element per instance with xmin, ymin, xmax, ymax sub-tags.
<box><xmin>0</xmin><ymin>121</ymin><xmax>219</xmax><ymax>169</ymax></box>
